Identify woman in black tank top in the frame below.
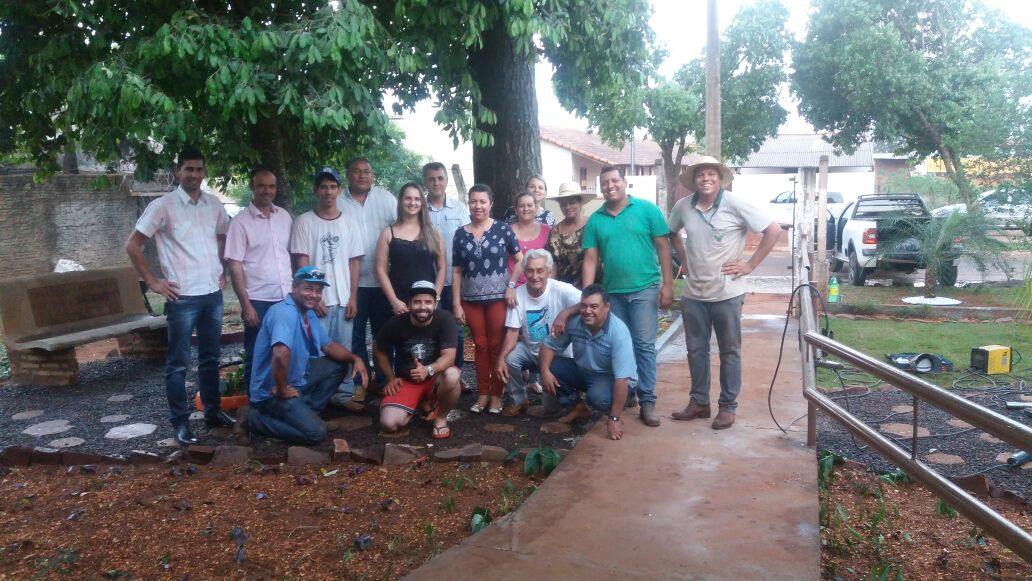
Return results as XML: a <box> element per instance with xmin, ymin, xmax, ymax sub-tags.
<box><xmin>375</xmin><ymin>182</ymin><xmax>446</xmax><ymax>314</ymax></box>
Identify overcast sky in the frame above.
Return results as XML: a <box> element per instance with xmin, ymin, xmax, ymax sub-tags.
<box><xmin>536</xmin><ymin>0</ymin><xmax>1032</xmax><ymax>134</ymax></box>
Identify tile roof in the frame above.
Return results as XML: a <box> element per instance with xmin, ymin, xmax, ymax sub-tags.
<box><xmin>540</xmin><ymin>126</ymin><xmax>668</xmax><ymax>166</ymax></box>
<box><xmin>733</xmin><ymin>134</ymin><xmax>874</xmax><ymax>169</ymax></box>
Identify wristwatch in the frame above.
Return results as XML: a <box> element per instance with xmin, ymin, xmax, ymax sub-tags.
<box><xmin>507</xmin><ymin>281</ymin><xmax>517</xmax><ymax>289</ymax></box>
<box><xmin>426</xmin><ymin>364</ymin><xmax>435</xmax><ymax>377</ymax></box>
<box><xmin>608</xmin><ymin>415</ymin><xmax>620</xmax><ymax>422</ymax></box>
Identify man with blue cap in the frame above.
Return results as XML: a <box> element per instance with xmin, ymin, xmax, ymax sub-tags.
<box><xmin>247</xmin><ymin>266</ymin><xmax>369</xmax><ymax>445</ymax></box>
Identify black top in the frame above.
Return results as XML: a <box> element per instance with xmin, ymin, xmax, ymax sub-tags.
<box><xmin>375</xmin><ymin>310</ymin><xmax>458</xmax><ymax>381</ymax></box>
<box><xmin>387</xmin><ymin>227</ymin><xmax>437</xmax><ymax>301</ymax></box>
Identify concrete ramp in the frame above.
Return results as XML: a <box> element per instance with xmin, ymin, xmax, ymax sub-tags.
<box><xmin>409</xmin><ymin>304</ymin><xmax>817</xmax><ymax>580</ymax></box>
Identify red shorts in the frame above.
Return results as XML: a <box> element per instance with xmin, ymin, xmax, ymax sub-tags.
<box><xmin>380</xmin><ymin>377</ymin><xmax>438</xmax><ymax>414</ymax></box>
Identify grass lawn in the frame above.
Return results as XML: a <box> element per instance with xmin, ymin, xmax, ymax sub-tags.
<box><xmin>817</xmin><ymin>317</ymin><xmax>1031</xmax><ymax>389</ymax></box>
<box><xmin>832</xmin><ymin>283</ymin><xmax>1024</xmax><ymax>309</ymax></box>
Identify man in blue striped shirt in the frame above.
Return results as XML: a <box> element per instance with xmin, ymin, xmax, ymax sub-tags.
<box><xmin>540</xmin><ymin>284</ymin><xmax>637</xmax><ymax>440</ymax></box>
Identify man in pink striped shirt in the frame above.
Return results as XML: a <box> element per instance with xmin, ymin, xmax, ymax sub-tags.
<box><xmin>125</xmin><ymin>147</ymin><xmax>235</xmax><ymax>446</ymax></box>
<box><xmin>225</xmin><ymin>167</ymin><xmax>293</xmax><ymax>392</ymax></box>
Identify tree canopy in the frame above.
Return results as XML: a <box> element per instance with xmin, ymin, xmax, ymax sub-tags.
<box><xmin>0</xmin><ymin>1</ymin><xmax>655</xmax><ymax>211</ymax></box>
<box><xmin>792</xmin><ymin>0</ymin><xmax>1032</xmax><ymax>208</ymax></box>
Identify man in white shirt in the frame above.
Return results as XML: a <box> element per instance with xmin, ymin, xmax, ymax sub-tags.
<box><xmin>337</xmin><ymin>157</ymin><xmax>398</xmax><ymax>391</ymax></box>
<box><xmin>125</xmin><ymin>147</ymin><xmax>233</xmax><ymax>445</ymax></box>
<box><xmin>289</xmin><ymin>167</ymin><xmax>364</xmax><ymax>402</ymax></box>
<box><xmin>495</xmin><ymin>249</ymin><xmax>582</xmax><ymax>416</ymax></box>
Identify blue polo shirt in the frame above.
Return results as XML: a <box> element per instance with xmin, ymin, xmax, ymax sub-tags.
<box><xmin>544</xmin><ymin>313</ymin><xmax>637</xmax><ymax>381</ymax></box>
<box><xmin>249</xmin><ymin>294</ymin><xmax>331</xmax><ymax>403</ymax></box>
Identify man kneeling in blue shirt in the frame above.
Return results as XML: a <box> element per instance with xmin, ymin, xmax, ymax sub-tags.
<box><xmin>539</xmin><ymin>284</ymin><xmax>637</xmax><ymax>441</ymax></box>
<box><xmin>248</xmin><ymin>266</ymin><xmax>369</xmax><ymax>445</ymax></box>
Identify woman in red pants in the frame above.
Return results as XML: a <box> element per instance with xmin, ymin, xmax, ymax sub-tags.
<box><xmin>451</xmin><ymin>184</ymin><xmax>524</xmax><ymax>414</ymax></box>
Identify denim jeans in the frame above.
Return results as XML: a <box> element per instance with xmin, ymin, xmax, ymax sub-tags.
<box><xmin>504</xmin><ymin>342</ymin><xmax>559</xmax><ymax>411</ymax></box>
<box><xmin>608</xmin><ymin>284</ymin><xmax>659</xmax><ymax>404</ymax></box>
<box><xmin>439</xmin><ymin>284</ymin><xmax>465</xmax><ymax>370</ymax></box>
<box><xmin>242</xmin><ymin>299</ymin><xmax>279</xmax><ymax>391</ymax></box>
<box><xmin>318</xmin><ymin>305</ymin><xmax>354</xmax><ymax>397</ymax></box>
<box><xmin>351</xmin><ymin>287</ymin><xmax>392</xmax><ymax>386</ymax></box>
<box><xmin>549</xmin><ymin>357</ymin><xmax>634</xmax><ymax>412</ymax></box>
<box><xmin>680</xmin><ymin>294</ymin><xmax>744</xmax><ymax>412</ymax></box>
<box><xmin>164</xmin><ymin>291</ymin><xmax>223</xmax><ymax>427</ymax></box>
<box><xmin>248</xmin><ymin>356</ymin><xmax>346</xmax><ymax>443</ymax></box>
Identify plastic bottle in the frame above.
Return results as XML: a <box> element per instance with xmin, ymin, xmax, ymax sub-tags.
<box><xmin>828</xmin><ymin>275</ymin><xmax>840</xmax><ymax>304</ymax></box>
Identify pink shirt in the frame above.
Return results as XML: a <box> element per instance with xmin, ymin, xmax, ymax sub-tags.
<box><xmin>224</xmin><ymin>202</ymin><xmax>293</xmax><ymax>302</ymax></box>
<box><xmin>508</xmin><ymin>224</ymin><xmax>551</xmax><ymax>287</ymax></box>
<box><xmin>135</xmin><ymin>187</ymin><xmax>229</xmax><ymax>296</ymax></box>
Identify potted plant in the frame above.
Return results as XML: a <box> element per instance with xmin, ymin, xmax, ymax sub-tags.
<box><xmin>194</xmin><ymin>351</ymin><xmax>249</xmax><ymax>411</ymax></box>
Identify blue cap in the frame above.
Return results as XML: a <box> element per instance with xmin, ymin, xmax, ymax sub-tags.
<box><xmin>293</xmin><ymin>266</ymin><xmax>330</xmax><ymax>287</ymax></box>
<box><xmin>313</xmin><ymin>166</ymin><xmax>340</xmax><ymax>187</ymax></box>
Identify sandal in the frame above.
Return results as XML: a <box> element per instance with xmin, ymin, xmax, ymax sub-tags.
<box><xmin>432</xmin><ymin>424</ymin><xmax>451</xmax><ymax>439</ymax></box>
<box><xmin>487</xmin><ymin>406</ymin><xmax>503</xmax><ymax>415</ymax></box>
<box><xmin>420</xmin><ymin>402</ymin><xmax>440</xmax><ymax>422</ymax></box>
<box><xmin>469</xmin><ymin>403</ymin><xmax>484</xmax><ymax>414</ymax></box>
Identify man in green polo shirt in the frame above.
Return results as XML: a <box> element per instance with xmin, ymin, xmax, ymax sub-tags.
<box><xmin>580</xmin><ymin>165</ymin><xmax>674</xmax><ymax>427</ymax></box>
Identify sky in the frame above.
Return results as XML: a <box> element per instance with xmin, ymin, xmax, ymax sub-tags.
<box><xmin>535</xmin><ymin>0</ymin><xmax>1032</xmax><ymax>133</ymax></box>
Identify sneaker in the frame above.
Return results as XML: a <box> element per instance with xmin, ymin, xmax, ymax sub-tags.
<box><xmin>639</xmin><ymin>402</ymin><xmax>661</xmax><ymax>427</ymax></box>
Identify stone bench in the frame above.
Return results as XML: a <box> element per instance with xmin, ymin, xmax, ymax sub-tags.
<box><xmin>0</xmin><ymin>266</ymin><xmax>167</xmax><ymax>385</ymax></box>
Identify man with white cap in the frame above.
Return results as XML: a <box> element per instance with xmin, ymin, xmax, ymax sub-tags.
<box><xmin>667</xmin><ymin>156</ymin><xmax>781</xmax><ymax>430</ymax></box>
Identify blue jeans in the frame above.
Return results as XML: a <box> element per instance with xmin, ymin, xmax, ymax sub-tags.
<box><xmin>164</xmin><ymin>291</ymin><xmax>223</xmax><ymax>427</ymax></box>
<box><xmin>680</xmin><ymin>295</ymin><xmax>744</xmax><ymax>412</ymax></box>
<box><xmin>608</xmin><ymin>284</ymin><xmax>659</xmax><ymax>404</ymax></box>
<box><xmin>504</xmin><ymin>342</ymin><xmax>560</xmax><ymax>411</ymax></box>
<box><xmin>242</xmin><ymin>299</ymin><xmax>279</xmax><ymax>391</ymax></box>
<box><xmin>439</xmin><ymin>284</ymin><xmax>465</xmax><ymax>370</ymax></box>
<box><xmin>351</xmin><ymin>287</ymin><xmax>392</xmax><ymax>385</ymax></box>
<box><xmin>247</xmin><ymin>356</ymin><xmax>347</xmax><ymax>444</ymax></box>
<box><xmin>318</xmin><ymin>305</ymin><xmax>354</xmax><ymax>397</ymax></box>
<box><xmin>549</xmin><ymin>357</ymin><xmax>634</xmax><ymax>412</ymax></box>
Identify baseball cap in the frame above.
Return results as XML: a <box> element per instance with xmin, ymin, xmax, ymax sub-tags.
<box><xmin>409</xmin><ymin>280</ymin><xmax>438</xmax><ymax>300</ymax></box>
<box><xmin>293</xmin><ymin>266</ymin><xmax>330</xmax><ymax>287</ymax></box>
<box><xmin>313</xmin><ymin>166</ymin><xmax>341</xmax><ymax>187</ymax></box>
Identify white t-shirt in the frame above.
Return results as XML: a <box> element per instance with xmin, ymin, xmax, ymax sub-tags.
<box><xmin>504</xmin><ymin>278</ymin><xmax>582</xmax><ymax>357</ymax></box>
<box><xmin>289</xmin><ymin>211</ymin><xmax>364</xmax><ymax>307</ymax></box>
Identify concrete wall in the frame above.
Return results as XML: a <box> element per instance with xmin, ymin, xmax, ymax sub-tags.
<box><xmin>0</xmin><ymin>169</ymin><xmax>142</xmax><ymax>279</ymax></box>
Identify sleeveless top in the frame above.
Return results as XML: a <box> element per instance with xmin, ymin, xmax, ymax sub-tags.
<box><xmin>387</xmin><ymin>227</ymin><xmax>437</xmax><ymax>301</ymax></box>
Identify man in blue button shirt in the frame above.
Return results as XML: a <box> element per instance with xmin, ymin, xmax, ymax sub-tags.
<box><xmin>539</xmin><ymin>284</ymin><xmax>636</xmax><ymax>440</ymax></box>
<box><xmin>248</xmin><ymin>266</ymin><xmax>369</xmax><ymax>445</ymax></box>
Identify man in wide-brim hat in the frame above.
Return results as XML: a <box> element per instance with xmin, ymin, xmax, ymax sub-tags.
<box><xmin>666</xmin><ymin>155</ymin><xmax>782</xmax><ymax>430</ymax></box>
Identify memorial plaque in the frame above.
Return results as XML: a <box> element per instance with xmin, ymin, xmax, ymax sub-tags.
<box><xmin>29</xmin><ymin>279</ymin><xmax>122</xmax><ymax>327</ymax></box>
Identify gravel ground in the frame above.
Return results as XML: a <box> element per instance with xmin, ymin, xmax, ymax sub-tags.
<box><xmin>816</xmin><ymin>375</ymin><xmax>1032</xmax><ymax>501</ymax></box>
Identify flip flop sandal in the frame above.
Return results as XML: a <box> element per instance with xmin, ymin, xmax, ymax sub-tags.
<box><xmin>432</xmin><ymin>424</ymin><xmax>451</xmax><ymax>439</ymax></box>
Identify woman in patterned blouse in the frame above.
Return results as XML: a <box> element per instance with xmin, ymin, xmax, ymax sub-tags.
<box><xmin>451</xmin><ymin>184</ymin><xmax>524</xmax><ymax>414</ymax></box>
<box><xmin>546</xmin><ymin>181</ymin><xmax>598</xmax><ymax>287</ymax></box>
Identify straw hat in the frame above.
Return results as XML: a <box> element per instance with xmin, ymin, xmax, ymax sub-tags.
<box><xmin>549</xmin><ymin>181</ymin><xmax>596</xmax><ymax>204</ymax></box>
<box><xmin>678</xmin><ymin>155</ymin><xmax>735</xmax><ymax>190</ymax></box>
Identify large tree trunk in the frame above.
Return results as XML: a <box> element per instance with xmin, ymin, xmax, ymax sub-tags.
<box><xmin>250</xmin><ymin>116</ymin><xmax>290</xmax><ymax>209</ymax></box>
<box><xmin>469</xmin><ymin>21</ymin><xmax>542</xmax><ymax>218</ymax></box>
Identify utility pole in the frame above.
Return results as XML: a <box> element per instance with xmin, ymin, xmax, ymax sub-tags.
<box><xmin>705</xmin><ymin>0</ymin><xmax>721</xmax><ymax>160</ymax></box>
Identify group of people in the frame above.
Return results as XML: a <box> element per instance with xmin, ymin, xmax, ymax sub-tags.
<box><xmin>126</xmin><ymin>146</ymin><xmax>781</xmax><ymax>447</ymax></box>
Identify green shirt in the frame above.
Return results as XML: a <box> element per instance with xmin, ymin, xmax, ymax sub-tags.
<box><xmin>582</xmin><ymin>196</ymin><xmax>670</xmax><ymax>293</ymax></box>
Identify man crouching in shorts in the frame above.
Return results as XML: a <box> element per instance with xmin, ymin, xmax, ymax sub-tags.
<box><xmin>373</xmin><ymin>280</ymin><xmax>460</xmax><ymax>439</ymax></box>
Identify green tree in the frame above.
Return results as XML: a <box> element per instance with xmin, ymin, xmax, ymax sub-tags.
<box><xmin>0</xmin><ymin>1</ymin><xmax>655</xmax><ymax>214</ymax></box>
<box><xmin>792</xmin><ymin>0</ymin><xmax>1032</xmax><ymax>211</ymax></box>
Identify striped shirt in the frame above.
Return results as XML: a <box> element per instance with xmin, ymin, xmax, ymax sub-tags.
<box><xmin>134</xmin><ymin>187</ymin><xmax>229</xmax><ymax>296</ymax></box>
<box><xmin>337</xmin><ymin>186</ymin><xmax>397</xmax><ymax>287</ymax></box>
<box><xmin>224</xmin><ymin>202</ymin><xmax>293</xmax><ymax>302</ymax></box>
<box><xmin>426</xmin><ymin>196</ymin><xmax>470</xmax><ymax>285</ymax></box>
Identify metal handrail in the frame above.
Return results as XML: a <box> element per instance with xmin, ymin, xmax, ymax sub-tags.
<box><xmin>794</xmin><ymin>182</ymin><xmax>1032</xmax><ymax>562</ymax></box>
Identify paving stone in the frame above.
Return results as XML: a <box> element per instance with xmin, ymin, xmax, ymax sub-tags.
<box><xmin>980</xmin><ymin>433</ymin><xmax>1004</xmax><ymax>444</ymax></box>
<box><xmin>60</xmin><ymin>451</ymin><xmax>109</xmax><ymax>466</ymax></box>
<box><xmin>433</xmin><ymin>443</ymin><xmax>483</xmax><ymax>463</ymax></box>
<box><xmin>189</xmin><ymin>411</ymin><xmax>205</xmax><ymax>421</ymax></box>
<box><xmin>540</xmin><ymin>422</ymin><xmax>571</xmax><ymax>435</ymax></box>
<box><xmin>210</xmin><ymin>445</ymin><xmax>253</xmax><ymax>466</ymax></box>
<box><xmin>1</xmin><ymin>445</ymin><xmax>34</xmax><ymax>466</ymax></box>
<box><xmin>350</xmin><ymin>447</ymin><xmax>383</xmax><ymax>465</ymax></box>
<box><xmin>332</xmin><ymin>439</ymin><xmax>351</xmax><ymax>462</ymax></box>
<box><xmin>156</xmin><ymin>438</ymin><xmax>179</xmax><ymax>448</ymax></box>
<box><xmin>484</xmin><ymin>422</ymin><xmax>515</xmax><ymax>434</ymax></box>
<box><xmin>946</xmin><ymin>419</ymin><xmax>973</xmax><ymax>429</ymax></box>
<box><xmin>12</xmin><ymin>409</ymin><xmax>44</xmax><ymax>421</ymax></box>
<box><xmin>323</xmin><ymin>419</ymin><xmax>342</xmax><ymax>432</ymax></box>
<box><xmin>878</xmin><ymin>423</ymin><xmax>930</xmax><ymax>438</ymax></box>
<box><xmin>482</xmin><ymin>445</ymin><xmax>510</xmax><ymax>462</ymax></box>
<box><xmin>188</xmin><ymin>445</ymin><xmax>216</xmax><ymax>463</ymax></box>
<box><xmin>287</xmin><ymin>446</ymin><xmax>329</xmax><ymax>466</ymax></box>
<box><xmin>30</xmin><ymin>447</ymin><xmax>62</xmax><ymax>465</ymax></box>
<box><xmin>47</xmin><ymin>437</ymin><xmax>85</xmax><ymax>449</ymax></box>
<box><xmin>338</xmin><ymin>416</ymin><xmax>374</xmax><ymax>431</ymax></box>
<box><xmin>890</xmin><ymin>405</ymin><xmax>913</xmax><ymax>414</ymax></box>
<box><xmin>384</xmin><ymin>444</ymin><xmax>423</xmax><ymax>465</ymax></box>
<box><xmin>100</xmin><ymin>414</ymin><xmax>130</xmax><ymax>423</ymax></box>
<box><xmin>128</xmin><ymin>450</ymin><xmax>163</xmax><ymax>465</ymax></box>
<box><xmin>107</xmin><ymin>394</ymin><xmax>133</xmax><ymax>402</ymax></box>
<box><xmin>925</xmin><ymin>453</ymin><xmax>964</xmax><ymax>466</ymax></box>
<box><xmin>22</xmin><ymin>419</ymin><xmax>72</xmax><ymax>436</ymax></box>
<box><xmin>104</xmin><ymin>423</ymin><xmax>157</xmax><ymax>440</ymax></box>
<box><xmin>950</xmin><ymin>474</ymin><xmax>991</xmax><ymax>496</ymax></box>
<box><xmin>1021</xmin><ymin>395</ymin><xmax>1032</xmax><ymax>402</ymax></box>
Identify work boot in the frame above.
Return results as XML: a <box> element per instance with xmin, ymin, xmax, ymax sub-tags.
<box><xmin>624</xmin><ymin>392</ymin><xmax>639</xmax><ymax>409</ymax></box>
<box><xmin>671</xmin><ymin>402</ymin><xmax>711</xmax><ymax>421</ymax></box>
<box><xmin>712</xmin><ymin>410</ymin><xmax>736</xmax><ymax>430</ymax></box>
<box><xmin>639</xmin><ymin>401</ymin><xmax>661</xmax><ymax>427</ymax></box>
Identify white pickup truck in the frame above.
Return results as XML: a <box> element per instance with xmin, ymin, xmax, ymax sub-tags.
<box><xmin>828</xmin><ymin>194</ymin><xmax>961</xmax><ymax>286</ymax></box>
